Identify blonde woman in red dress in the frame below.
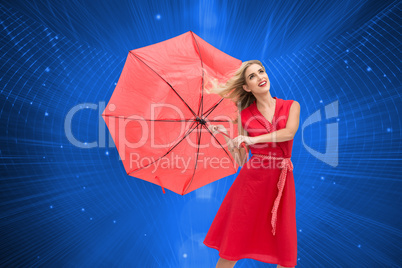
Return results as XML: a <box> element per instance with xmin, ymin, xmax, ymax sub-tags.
<box><xmin>203</xmin><ymin>60</ymin><xmax>300</xmax><ymax>268</ymax></box>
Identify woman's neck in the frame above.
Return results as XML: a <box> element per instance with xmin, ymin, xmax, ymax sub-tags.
<box><xmin>255</xmin><ymin>92</ymin><xmax>275</xmax><ymax>110</ymax></box>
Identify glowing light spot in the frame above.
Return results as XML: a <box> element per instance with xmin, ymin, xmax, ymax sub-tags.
<box><xmin>366</xmin><ymin>66</ymin><xmax>372</xmax><ymax>72</ymax></box>
<box><xmin>109</xmin><ymin>104</ymin><xmax>116</xmax><ymax>111</ymax></box>
<box><xmin>81</xmin><ymin>208</ymin><xmax>85</xmax><ymax>212</ymax></box>
<box><xmin>183</xmin><ymin>253</ymin><xmax>188</xmax><ymax>258</ymax></box>
<box><xmin>156</xmin><ymin>14</ymin><xmax>161</xmax><ymax>20</ymax></box>
<box><xmin>45</xmin><ymin>67</ymin><xmax>50</xmax><ymax>72</ymax></box>
<box><xmin>45</xmin><ymin>112</ymin><xmax>49</xmax><ymax>116</ymax></box>
<box><xmin>50</xmin><ymin>205</ymin><xmax>53</xmax><ymax>209</ymax></box>
<box><xmin>387</xmin><ymin>128</ymin><xmax>392</xmax><ymax>132</ymax></box>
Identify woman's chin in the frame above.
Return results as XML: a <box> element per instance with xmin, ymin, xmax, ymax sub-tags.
<box><xmin>253</xmin><ymin>86</ymin><xmax>270</xmax><ymax>94</ymax></box>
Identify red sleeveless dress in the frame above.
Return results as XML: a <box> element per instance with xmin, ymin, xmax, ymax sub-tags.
<box><xmin>203</xmin><ymin>97</ymin><xmax>297</xmax><ymax>267</ymax></box>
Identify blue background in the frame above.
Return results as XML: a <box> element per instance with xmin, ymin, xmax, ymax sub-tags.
<box><xmin>0</xmin><ymin>0</ymin><xmax>401</xmax><ymax>267</ymax></box>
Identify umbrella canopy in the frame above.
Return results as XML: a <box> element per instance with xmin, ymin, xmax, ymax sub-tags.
<box><xmin>102</xmin><ymin>31</ymin><xmax>243</xmax><ymax>195</ymax></box>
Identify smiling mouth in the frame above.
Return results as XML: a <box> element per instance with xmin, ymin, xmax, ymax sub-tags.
<box><xmin>258</xmin><ymin>81</ymin><xmax>267</xmax><ymax>87</ymax></box>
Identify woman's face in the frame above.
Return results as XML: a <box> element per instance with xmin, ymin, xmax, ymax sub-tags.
<box><xmin>242</xmin><ymin>63</ymin><xmax>270</xmax><ymax>94</ymax></box>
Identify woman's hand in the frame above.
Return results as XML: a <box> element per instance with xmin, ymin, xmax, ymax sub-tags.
<box><xmin>208</xmin><ymin>124</ymin><xmax>235</xmax><ymax>152</ymax></box>
<box><xmin>232</xmin><ymin>135</ymin><xmax>255</xmax><ymax>149</ymax></box>
<box><xmin>208</xmin><ymin>124</ymin><xmax>228</xmax><ymax>135</ymax></box>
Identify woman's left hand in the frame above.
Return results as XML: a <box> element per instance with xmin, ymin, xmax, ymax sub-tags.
<box><xmin>232</xmin><ymin>135</ymin><xmax>255</xmax><ymax>149</ymax></box>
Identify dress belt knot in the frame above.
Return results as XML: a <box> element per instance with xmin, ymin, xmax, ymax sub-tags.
<box><xmin>252</xmin><ymin>154</ymin><xmax>293</xmax><ymax>236</ymax></box>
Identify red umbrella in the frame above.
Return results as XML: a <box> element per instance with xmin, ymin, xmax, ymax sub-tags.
<box><xmin>102</xmin><ymin>31</ymin><xmax>243</xmax><ymax>195</ymax></box>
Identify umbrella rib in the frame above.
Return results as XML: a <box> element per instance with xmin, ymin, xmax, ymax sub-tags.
<box><xmin>102</xmin><ymin>114</ymin><xmax>195</xmax><ymax>122</ymax></box>
<box><xmin>203</xmin><ymin>98</ymin><xmax>224</xmax><ymax>118</ymax></box>
<box><xmin>129</xmin><ymin>51</ymin><xmax>198</xmax><ymax>118</ymax></box>
<box><xmin>127</xmin><ymin>121</ymin><xmax>199</xmax><ymax>175</ymax></box>
<box><xmin>183</xmin><ymin>123</ymin><xmax>236</xmax><ymax>194</ymax></box>
<box><xmin>183</xmin><ymin>123</ymin><xmax>202</xmax><ymax>195</ymax></box>
<box><xmin>205</xmin><ymin>119</ymin><xmax>232</xmax><ymax>122</ymax></box>
<box><xmin>190</xmin><ymin>31</ymin><xmax>204</xmax><ymax>117</ymax></box>
<box><xmin>202</xmin><ymin>124</ymin><xmax>236</xmax><ymax>166</ymax></box>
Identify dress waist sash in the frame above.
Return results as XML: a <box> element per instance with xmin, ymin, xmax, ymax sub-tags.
<box><xmin>252</xmin><ymin>154</ymin><xmax>294</xmax><ymax>236</ymax></box>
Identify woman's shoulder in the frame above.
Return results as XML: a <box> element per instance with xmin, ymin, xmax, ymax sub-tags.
<box><xmin>239</xmin><ymin>103</ymin><xmax>255</xmax><ymax>127</ymax></box>
<box><xmin>277</xmin><ymin>98</ymin><xmax>300</xmax><ymax>116</ymax></box>
<box><xmin>277</xmin><ymin>97</ymin><xmax>299</xmax><ymax>107</ymax></box>
<box><xmin>240</xmin><ymin>102</ymin><xmax>254</xmax><ymax>118</ymax></box>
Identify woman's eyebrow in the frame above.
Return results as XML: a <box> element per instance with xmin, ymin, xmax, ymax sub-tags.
<box><xmin>248</xmin><ymin>68</ymin><xmax>263</xmax><ymax>78</ymax></box>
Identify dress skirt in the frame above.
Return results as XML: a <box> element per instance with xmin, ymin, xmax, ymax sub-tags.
<box><xmin>203</xmin><ymin>156</ymin><xmax>297</xmax><ymax>267</ymax></box>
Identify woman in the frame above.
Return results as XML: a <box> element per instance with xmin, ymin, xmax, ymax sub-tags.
<box><xmin>203</xmin><ymin>60</ymin><xmax>300</xmax><ymax>268</ymax></box>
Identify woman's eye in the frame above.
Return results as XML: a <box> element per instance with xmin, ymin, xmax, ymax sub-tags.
<box><xmin>260</xmin><ymin>70</ymin><xmax>264</xmax><ymax>73</ymax></box>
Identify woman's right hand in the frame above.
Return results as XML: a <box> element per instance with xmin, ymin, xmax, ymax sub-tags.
<box><xmin>232</xmin><ymin>135</ymin><xmax>255</xmax><ymax>149</ymax></box>
<box><xmin>208</xmin><ymin>124</ymin><xmax>228</xmax><ymax>135</ymax></box>
<box><xmin>208</xmin><ymin>124</ymin><xmax>237</xmax><ymax>152</ymax></box>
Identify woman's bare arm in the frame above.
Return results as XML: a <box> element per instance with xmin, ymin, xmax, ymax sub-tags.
<box><xmin>233</xmin><ymin>101</ymin><xmax>300</xmax><ymax>147</ymax></box>
<box><xmin>233</xmin><ymin>119</ymin><xmax>249</xmax><ymax>166</ymax></box>
<box><xmin>252</xmin><ymin>101</ymin><xmax>300</xmax><ymax>144</ymax></box>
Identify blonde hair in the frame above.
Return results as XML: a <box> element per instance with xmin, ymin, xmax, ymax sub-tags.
<box><xmin>203</xmin><ymin>60</ymin><xmax>264</xmax><ymax>124</ymax></box>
